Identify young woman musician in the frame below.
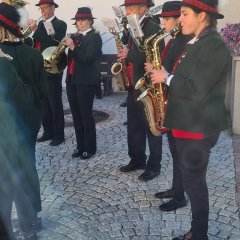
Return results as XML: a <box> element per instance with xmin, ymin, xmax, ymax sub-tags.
<box><xmin>150</xmin><ymin>0</ymin><xmax>231</xmax><ymax>239</ymax></box>
<box><xmin>64</xmin><ymin>7</ymin><xmax>102</xmax><ymax>160</ymax></box>
<box><xmin>145</xmin><ymin>1</ymin><xmax>192</xmax><ymax>212</ymax></box>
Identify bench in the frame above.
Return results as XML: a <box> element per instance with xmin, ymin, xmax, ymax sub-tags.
<box><xmin>100</xmin><ymin>54</ymin><xmax>117</xmax><ymax>96</ymax></box>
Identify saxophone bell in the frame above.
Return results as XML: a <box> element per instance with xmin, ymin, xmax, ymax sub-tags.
<box><xmin>111</xmin><ymin>62</ymin><xmax>122</xmax><ymax>75</ymax></box>
<box><xmin>135</xmin><ymin>75</ymin><xmax>150</xmax><ymax>92</ymax></box>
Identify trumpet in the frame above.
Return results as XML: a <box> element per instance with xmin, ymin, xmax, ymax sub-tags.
<box><xmin>21</xmin><ymin>16</ymin><xmax>42</xmax><ymax>38</ymax></box>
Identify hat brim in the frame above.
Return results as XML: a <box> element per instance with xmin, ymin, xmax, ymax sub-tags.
<box><xmin>35</xmin><ymin>3</ymin><xmax>59</xmax><ymax>8</ymax></box>
<box><xmin>179</xmin><ymin>2</ymin><xmax>224</xmax><ymax>19</ymax></box>
<box><xmin>158</xmin><ymin>12</ymin><xmax>180</xmax><ymax>18</ymax></box>
<box><xmin>0</xmin><ymin>21</ymin><xmax>23</xmax><ymax>38</ymax></box>
<box><xmin>71</xmin><ymin>17</ymin><xmax>96</xmax><ymax>20</ymax></box>
<box><xmin>120</xmin><ymin>3</ymin><xmax>154</xmax><ymax>7</ymax></box>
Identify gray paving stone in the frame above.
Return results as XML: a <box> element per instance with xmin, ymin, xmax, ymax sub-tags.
<box><xmin>12</xmin><ymin>90</ymin><xmax>238</xmax><ymax>240</ymax></box>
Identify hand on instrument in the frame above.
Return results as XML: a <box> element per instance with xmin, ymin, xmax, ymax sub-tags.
<box><xmin>117</xmin><ymin>48</ymin><xmax>129</xmax><ymax>61</ymax></box>
<box><xmin>28</xmin><ymin>19</ymin><xmax>38</xmax><ymax>32</ymax></box>
<box><xmin>151</xmin><ymin>66</ymin><xmax>168</xmax><ymax>84</ymax></box>
<box><xmin>63</xmin><ymin>36</ymin><xmax>75</xmax><ymax>51</ymax></box>
<box><xmin>144</xmin><ymin>63</ymin><xmax>153</xmax><ymax>73</ymax></box>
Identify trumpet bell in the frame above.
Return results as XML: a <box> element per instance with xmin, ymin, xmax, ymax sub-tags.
<box><xmin>42</xmin><ymin>46</ymin><xmax>67</xmax><ymax>74</ymax></box>
<box><xmin>111</xmin><ymin>62</ymin><xmax>122</xmax><ymax>75</ymax></box>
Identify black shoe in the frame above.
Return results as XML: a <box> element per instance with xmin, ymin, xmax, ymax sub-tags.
<box><xmin>71</xmin><ymin>149</ymin><xmax>83</xmax><ymax>158</ymax></box>
<box><xmin>36</xmin><ymin>134</ymin><xmax>52</xmax><ymax>142</ymax></box>
<box><xmin>80</xmin><ymin>152</ymin><xmax>95</xmax><ymax>160</ymax></box>
<box><xmin>119</xmin><ymin>162</ymin><xmax>146</xmax><ymax>173</ymax></box>
<box><xmin>49</xmin><ymin>138</ymin><xmax>65</xmax><ymax>146</ymax></box>
<box><xmin>120</xmin><ymin>101</ymin><xmax>127</xmax><ymax>107</ymax></box>
<box><xmin>159</xmin><ymin>198</ymin><xmax>187</xmax><ymax>212</ymax></box>
<box><xmin>172</xmin><ymin>231</ymin><xmax>192</xmax><ymax>240</ymax></box>
<box><xmin>155</xmin><ymin>189</ymin><xmax>174</xmax><ymax>199</ymax></box>
<box><xmin>138</xmin><ymin>169</ymin><xmax>160</xmax><ymax>181</ymax></box>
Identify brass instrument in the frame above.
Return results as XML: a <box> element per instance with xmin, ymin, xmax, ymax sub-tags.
<box><xmin>110</xmin><ymin>28</ymin><xmax>132</xmax><ymax>90</ymax></box>
<box><xmin>135</xmin><ymin>33</ymin><xmax>158</xmax><ymax>92</ymax></box>
<box><xmin>138</xmin><ymin>26</ymin><xmax>182</xmax><ymax>136</ymax></box>
<box><xmin>42</xmin><ymin>36</ymin><xmax>68</xmax><ymax>74</ymax></box>
<box><xmin>21</xmin><ymin>16</ymin><xmax>42</xmax><ymax>38</ymax></box>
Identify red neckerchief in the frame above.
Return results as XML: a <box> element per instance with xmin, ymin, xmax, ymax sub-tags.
<box><xmin>35</xmin><ymin>41</ymin><xmax>41</xmax><ymax>50</ymax></box>
<box><xmin>161</xmin><ymin>38</ymin><xmax>173</xmax><ymax>61</ymax></box>
<box><xmin>67</xmin><ymin>35</ymin><xmax>81</xmax><ymax>76</ymax></box>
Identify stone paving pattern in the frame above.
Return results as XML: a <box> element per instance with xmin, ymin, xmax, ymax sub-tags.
<box><xmin>31</xmin><ymin>91</ymin><xmax>239</xmax><ymax>239</ymax></box>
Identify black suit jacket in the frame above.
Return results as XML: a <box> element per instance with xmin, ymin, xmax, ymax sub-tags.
<box><xmin>126</xmin><ymin>17</ymin><xmax>165</xmax><ymax>96</ymax></box>
<box><xmin>66</xmin><ymin>29</ymin><xmax>102</xmax><ymax>85</ymax></box>
<box><xmin>33</xmin><ymin>17</ymin><xmax>67</xmax><ymax>52</ymax></box>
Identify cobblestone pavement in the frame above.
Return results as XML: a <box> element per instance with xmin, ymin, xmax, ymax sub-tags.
<box><xmin>30</xmin><ymin>91</ymin><xmax>239</xmax><ymax>240</ymax></box>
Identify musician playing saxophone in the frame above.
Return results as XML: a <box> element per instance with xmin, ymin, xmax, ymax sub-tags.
<box><xmin>150</xmin><ymin>1</ymin><xmax>230</xmax><ymax>239</ymax></box>
<box><xmin>28</xmin><ymin>0</ymin><xmax>67</xmax><ymax>146</ymax></box>
<box><xmin>117</xmin><ymin>0</ymin><xmax>165</xmax><ymax>182</ymax></box>
<box><xmin>144</xmin><ymin>1</ymin><xmax>192</xmax><ymax>213</ymax></box>
<box><xmin>63</xmin><ymin>7</ymin><xmax>102</xmax><ymax>160</ymax></box>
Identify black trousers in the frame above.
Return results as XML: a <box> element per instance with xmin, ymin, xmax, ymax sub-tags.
<box><xmin>66</xmin><ymin>83</ymin><xmax>97</xmax><ymax>154</ymax></box>
<box><xmin>175</xmin><ymin>133</ymin><xmax>220</xmax><ymax>240</ymax></box>
<box><xmin>167</xmin><ymin>131</ymin><xmax>185</xmax><ymax>200</ymax></box>
<box><xmin>14</xmin><ymin>110</ymin><xmax>42</xmax><ymax>231</ymax></box>
<box><xmin>41</xmin><ymin>73</ymin><xmax>64</xmax><ymax>140</ymax></box>
<box><xmin>127</xmin><ymin>90</ymin><xmax>162</xmax><ymax>170</ymax></box>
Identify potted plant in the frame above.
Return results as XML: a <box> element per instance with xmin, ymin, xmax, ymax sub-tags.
<box><xmin>221</xmin><ymin>23</ymin><xmax>240</xmax><ymax>56</ymax></box>
<box><xmin>221</xmin><ymin>23</ymin><xmax>240</xmax><ymax>134</ymax></box>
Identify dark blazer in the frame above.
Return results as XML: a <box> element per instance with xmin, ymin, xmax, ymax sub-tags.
<box><xmin>163</xmin><ymin>33</ymin><xmax>192</xmax><ymax>73</ymax></box>
<box><xmin>66</xmin><ymin>29</ymin><xmax>102</xmax><ymax>85</ymax></box>
<box><xmin>33</xmin><ymin>17</ymin><xmax>67</xmax><ymax>52</ymax></box>
<box><xmin>165</xmin><ymin>28</ymin><xmax>231</xmax><ymax>135</ymax></box>
<box><xmin>0</xmin><ymin>57</ymin><xmax>34</xmax><ymax>177</ymax></box>
<box><xmin>0</xmin><ymin>42</ymin><xmax>47</xmax><ymax>108</ymax></box>
<box><xmin>0</xmin><ymin>42</ymin><xmax>47</xmax><ymax>133</ymax></box>
<box><xmin>126</xmin><ymin>17</ymin><xmax>165</xmax><ymax>96</ymax></box>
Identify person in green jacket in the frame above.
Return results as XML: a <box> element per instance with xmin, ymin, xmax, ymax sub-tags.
<box><xmin>0</xmin><ymin>1</ymin><xmax>47</xmax><ymax>239</ymax></box>
<box><xmin>150</xmin><ymin>0</ymin><xmax>231</xmax><ymax>239</ymax></box>
<box><xmin>0</xmin><ymin>48</ymin><xmax>36</xmax><ymax>240</ymax></box>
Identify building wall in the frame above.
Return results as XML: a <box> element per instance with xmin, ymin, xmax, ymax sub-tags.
<box><xmin>26</xmin><ymin>0</ymin><xmax>239</xmax><ymax>54</ymax></box>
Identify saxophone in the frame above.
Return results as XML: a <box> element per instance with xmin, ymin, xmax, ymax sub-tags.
<box><xmin>110</xmin><ymin>28</ymin><xmax>132</xmax><ymax>90</ymax></box>
<box><xmin>137</xmin><ymin>26</ymin><xmax>181</xmax><ymax>136</ymax></box>
<box><xmin>135</xmin><ymin>33</ymin><xmax>158</xmax><ymax>92</ymax></box>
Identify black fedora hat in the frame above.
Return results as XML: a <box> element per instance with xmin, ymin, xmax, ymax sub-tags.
<box><xmin>121</xmin><ymin>0</ymin><xmax>155</xmax><ymax>7</ymax></box>
<box><xmin>158</xmin><ymin>1</ymin><xmax>181</xmax><ymax>18</ymax></box>
<box><xmin>0</xmin><ymin>2</ymin><xmax>23</xmax><ymax>37</ymax></box>
<box><xmin>179</xmin><ymin>0</ymin><xmax>224</xmax><ymax>19</ymax></box>
<box><xmin>35</xmin><ymin>0</ymin><xmax>58</xmax><ymax>8</ymax></box>
<box><xmin>71</xmin><ymin>7</ymin><xmax>96</xmax><ymax>20</ymax></box>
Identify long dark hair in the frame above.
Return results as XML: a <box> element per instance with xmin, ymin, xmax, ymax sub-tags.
<box><xmin>190</xmin><ymin>3</ymin><xmax>218</xmax><ymax>27</ymax></box>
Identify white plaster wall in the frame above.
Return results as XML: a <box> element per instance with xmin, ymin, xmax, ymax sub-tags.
<box><xmin>26</xmin><ymin>0</ymin><xmax>174</xmax><ymax>54</ymax></box>
<box><xmin>26</xmin><ymin>0</ymin><xmax>237</xmax><ymax>54</ymax></box>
